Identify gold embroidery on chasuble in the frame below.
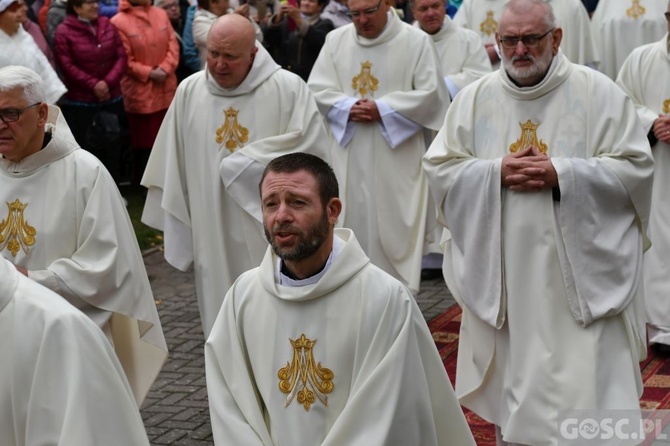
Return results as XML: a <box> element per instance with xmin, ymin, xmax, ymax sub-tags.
<box><xmin>0</xmin><ymin>199</ymin><xmax>36</xmax><ymax>257</ymax></box>
<box><xmin>215</xmin><ymin>107</ymin><xmax>249</xmax><ymax>153</ymax></box>
<box><xmin>626</xmin><ymin>0</ymin><xmax>646</xmax><ymax>19</ymax></box>
<box><xmin>352</xmin><ymin>61</ymin><xmax>379</xmax><ymax>98</ymax></box>
<box><xmin>663</xmin><ymin>99</ymin><xmax>670</xmax><ymax>114</ymax></box>
<box><xmin>278</xmin><ymin>334</ymin><xmax>334</xmax><ymax>411</ymax></box>
<box><xmin>480</xmin><ymin>11</ymin><xmax>498</xmax><ymax>36</ymax></box>
<box><xmin>509</xmin><ymin>120</ymin><xmax>548</xmax><ymax>154</ymax></box>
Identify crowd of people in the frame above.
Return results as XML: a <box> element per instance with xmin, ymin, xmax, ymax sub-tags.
<box><xmin>2</xmin><ymin>0</ymin><xmax>670</xmax><ymax>443</ymax></box>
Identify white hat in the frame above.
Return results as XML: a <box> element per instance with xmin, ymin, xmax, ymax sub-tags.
<box><xmin>0</xmin><ymin>0</ymin><xmax>19</xmax><ymax>14</ymax></box>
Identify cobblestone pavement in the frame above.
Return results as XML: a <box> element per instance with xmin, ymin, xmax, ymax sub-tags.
<box><xmin>140</xmin><ymin>248</ymin><xmax>456</xmax><ymax>445</ymax></box>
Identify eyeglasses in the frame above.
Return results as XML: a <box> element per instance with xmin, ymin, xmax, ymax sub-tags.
<box><xmin>0</xmin><ymin>103</ymin><xmax>41</xmax><ymax>124</ymax></box>
<box><xmin>498</xmin><ymin>28</ymin><xmax>554</xmax><ymax>49</ymax></box>
<box><xmin>347</xmin><ymin>0</ymin><xmax>383</xmax><ymax>19</ymax></box>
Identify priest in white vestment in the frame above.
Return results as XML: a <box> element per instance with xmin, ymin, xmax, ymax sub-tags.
<box><xmin>423</xmin><ymin>1</ymin><xmax>653</xmax><ymax>444</ymax></box>
<box><xmin>205</xmin><ymin>152</ymin><xmax>476</xmax><ymax>446</ymax></box>
<box><xmin>591</xmin><ymin>0</ymin><xmax>667</xmax><ymax>79</ymax></box>
<box><xmin>307</xmin><ymin>0</ymin><xmax>450</xmax><ymax>293</ymax></box>
<box><xmin>0</xmin><ymin>65</ymin><xmax>167</xmax><ymax>406</ymax></box>
<box><xmin>453</xmin><ymin>0</ymin><xmax>599</xmax><ymax>70</ymax></box>
<box><xmin>0</xmin><ymin>258</ymin><xmax>151</xmax><ymax>446</ymax></box>
<box><xmin>617</xmin><ymin>24</ymin><xmax>670</xmax><ymax>353</ymax></box>
<box><xmin>0</xmin><ymin>0</ymin><xmax>66</xmax><ymax>104</ymax></box>
<box><xmin>141</xmin><ymin>14</ymin><xmax>329</xmax><ymax>337</ymax></box>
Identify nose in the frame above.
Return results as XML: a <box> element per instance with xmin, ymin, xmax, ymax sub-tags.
<box><xmin>274</xmin><ymin>202</ymin><xmax>294</xmax><ymax>224</ymax></box>
<box><xmin>514</xmin><ymin>40</ymin><xmax>529</xmax><ymax>56</ymax></box>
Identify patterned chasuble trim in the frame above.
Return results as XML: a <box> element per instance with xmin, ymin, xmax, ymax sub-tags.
<box><xmin>626</xmin><ymin>0</ymin><xmax>646</xmax><ymax>19</ymax></box>
<box><xmin>509</xmin><ymin>120</ymin><xmax>548</xmax><ymax>154</ymax></box>
<box><xmin>278</xmin><ymin>333</ymin><xmax>334</xmax><ymax>411</ymax></box>
<box><xmin>352</xmin><ymin>61</ymin><xmax>379</xmax><ymax>98</ymax></box>
<box><xmin>480</xmin><ymin>10</ymin><xmax>498</xmax><ymax>36</ymax></box>
<box><xmin>664</xmin><ymin>99</ymin><xmax>670</xmax><ymax>115</ymax></box>
<box><xmin>215</xmin><ymin>107</ymin><xmax>249</xmax><ymax>153</ymax></box>
<box><xmin>0</xmin><ymin>199</ymin><xmax>36</xmax><ymax>257</ymax></box>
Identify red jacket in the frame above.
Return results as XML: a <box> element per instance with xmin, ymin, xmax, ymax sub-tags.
<box><xmin>53</xmin><ymin>15</ymin><xmax>127</xmax><ymax>102</ymax></box>
<box><xmin>110</xmin><ymin>0</ymin><xmax>179</xmax><ymax>114</ymax></box>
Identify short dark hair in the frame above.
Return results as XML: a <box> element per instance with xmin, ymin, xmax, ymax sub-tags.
<box><xmin>260</xmin><ymin>153</ymin><xmax>339</xmax><ymax>208</ymax></box>
<box><xmin>66</xmin><ymin>0</ymin><xmax>87</xmax><ymax>15</ymax></box>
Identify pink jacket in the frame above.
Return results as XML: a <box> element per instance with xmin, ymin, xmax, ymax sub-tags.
<box><xmin>110</xmin><ymin>0</ymin><xmax>179</xmax><ymax>114</ymax></box>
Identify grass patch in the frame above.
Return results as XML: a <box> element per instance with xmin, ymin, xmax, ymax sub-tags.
<box><xmin>120</xmin><ymin>185</ymin><xmax>164</xmax><ymax>251</ymax></box>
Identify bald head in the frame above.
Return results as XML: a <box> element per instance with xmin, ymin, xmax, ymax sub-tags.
<box><xmin>499</xmin><ymin>0</ymin><xmax>555</xmax><ymax>32</ymax></box>
<box><xmin>206</xmin><ymin>14</ymin><xmax>258</xmax><ymax>89</ymax></box>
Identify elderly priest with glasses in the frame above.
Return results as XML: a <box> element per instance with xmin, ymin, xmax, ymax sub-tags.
<box><xmin>423</xmin><ymin>0</ymin><xmax>653</xmax><ymax>444</ymax></box>
<box><xmin>0</xmin><ymin>65</ymin><xmax>167</xmax><ymax>406</ymax></box>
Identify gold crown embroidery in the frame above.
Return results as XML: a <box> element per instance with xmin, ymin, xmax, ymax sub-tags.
<box><xmin>480</xmin><ymin>10</ymin><xmax>498</xmax><ymax>36</ymax></box>
<box><xmin>352</xmin><ymin>61</ymin><xmax>379</xmax><ymax>98</ymax></box>
<box><xmin>215</xmin><ymin>107</ymin><xmax>249</xmax><ymax>153</ymax></box>
<box><xmin>278</xmin><ymin>334</ymin><xmax>334</xmax><ymax>411</ymax></box>
<box><xmin>509</xmin><ymin>120</ymin><xmax>548</xmax><ymax>154</ymax></box>
<box><xmin>626</xmin><ymin>0</ymin><xmax>646</xmax><ymax>19</ymax></box>
<box><xmin>0</xmin><ymin>199</ymin><xmax>36</xmax><ymax>257</ymax></box>
<box><xmin>663</xmin><ymin>99</ymin><xmax>670</xmax><ymax>114</ymax></box>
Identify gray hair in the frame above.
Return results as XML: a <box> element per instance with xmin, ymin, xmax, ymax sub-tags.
<box><xmin>500</xmin><ymin>0</ymin><xmax>556</xmax><ymax>32</ymax></box>
<box><xmin>0</xmin><ymin>66</ymin><xmax>46</xmax><ymax>104</ymax></box>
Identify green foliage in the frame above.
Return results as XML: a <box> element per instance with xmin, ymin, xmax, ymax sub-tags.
<box><xmin>120</xmin><ymin>185</ymin><xmax>163</xmax><ymax>251</ymax></box>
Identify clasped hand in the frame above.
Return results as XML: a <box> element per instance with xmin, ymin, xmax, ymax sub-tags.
<box><xmin>501</xmin><ymin>146</ymin><xmax>558</xmax><ymax>191</ymax></box>
<box><xmin>348</xmin><ymin>98</ymin><xmax>381</xmax><ymax>123</ymax></box>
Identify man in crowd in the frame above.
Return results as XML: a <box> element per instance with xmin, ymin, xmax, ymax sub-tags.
<box><xmin>142</xmin><ymin>14</ymin><xmax>328</xmax><ymax>337</ymax></box>
<box><xmin>0</xmin><ymin>258</ymin><xmax>152</xmax><ymax>445</ymax></box>
<box><xmin>454</xmin><ymin>0</ymin><xmax>599</xmax><ymax>69</ymax></box>
<box><xmin>617</xmin><ymin>0</ymin><xmax>670</xmax><ymax>356</ymax></box>
<box><xmin>0</xmin><ymin>65</ymin><xmax>167</xmax><ymax>405</ymax></box>
<box><xmin>423</xmin><ymin>0</ymin><xmax>653</xmax><ymax>444</ymax></box>
<box><xmin>205</xmin><ymin>152</ymin><xmax>476</xmax><ymax>445</ymax></box>
<box><xmin>308</xmin><ymin>0</ymin><xmax>449</xmax><ymax>293</ymax></box>
<box><xmin>590</xmin><ymin>0</ymin><xmax>666</xmax><ymax>79</ymax></box>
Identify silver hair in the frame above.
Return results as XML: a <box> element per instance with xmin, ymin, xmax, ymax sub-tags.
<box><xmin>500</xmin><ymin>0</ymin><xmax>556</xmax><ymax>31</ymax></box>
<box><xmin>0</xmin><ymin>66</ymin><xmax>46</xmax><ymax>104</ymax></box>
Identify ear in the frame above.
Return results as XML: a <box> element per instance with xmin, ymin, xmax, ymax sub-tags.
<box><xmin>551</xmin><ymin>27</ymin><xmax>562</xmax><ymax>55</ymax></box>
<box><xmin>36</xmin><ymin>102</ymin><xmax>48</xmax><ymax>127</ymax></box>
<box><xmin>326</xmin><ymin>197</ymin><xmax>342</xmax><ymax>225</ymax></box>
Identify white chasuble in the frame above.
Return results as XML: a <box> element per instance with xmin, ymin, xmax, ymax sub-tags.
<box><xmin>591</xmin><ymin>0</ymin><xmax>667</xmax><ymax>79</ymax></box>
<box><xmin>205</xmin><ymin>229</ymin><xmax>476</xmax><ymax>446</ymax></box>
<box><xmin>142</xmin><ymin>43</ymin><xmax>330</xmax><ymax>336</ymax></box>
<box><xmin>0</xmin><ymin>259</ymin><xmax>151</xmax><ymax>446</ymax></box>
<box><xmin>0</xmin><ymin>106</ymin><xmax>167</xmax><ymax>406</ymax></box>
<box><xmin>308</xmin><ymin>11</ymin><xmax>449</xmax><ymax>292</ymax></box>
<box><xmin>414</xmin><ymin>18</ymin><xmax>492</xmax><ymax>93</ymax></box>
<box><xmin>618</xmin><ymin>35</ymin><xmax>670</xmax><ymax>344</ymax></box>
<box><xmin>423</xmin><ymin>54</ymin><xmax>653</xmax><ymax>445</ymax></box>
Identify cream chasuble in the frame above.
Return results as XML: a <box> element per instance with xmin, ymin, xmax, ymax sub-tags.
<box><xmin>0</xmin><ymin>106</ymin><xmax>167</xmax><ymax>406</ymax></box>
<box><xmin>308</xmin><ymin>11</ymin><xmax>449</xmax><ymax>292</ymax></box>
<box><xmin>423</xmin><ymin>54</ymin><xmax>653</xmax><ymax>445</ymax></box>
<box><xmin>0</xmin><ymin>259</ymin><xmax>151</xmax><ymax>446</ymax></box>
<box><xmin>414</xmin><ymin>18</ymin><xmax>492</xmax><ymax>94</ymax></box>
<box><xmin>591</xmin><ymin>0</ymin><xmax>667</xmax><ymax>79</ymax></box>
<box><xmin>618</xmin><ymin>35</ymin><xmax>670</xmax><ymax>345</ymax></box>
<box><xmin>205</xmin><ymin>229</ymin><xmax>476</xmax><ymax>446</ymax></box>
<box><xmin>454</xmin><ymin>0</ymin><xmax>599</xmax><ymax>69</ymax></box>
<box><xmin>142</xmin><ymin>43</ymin><xmax>329</xmax><ymax>337</ymax></box>
<box><xmin>0</xmin><ymin>28</ymin><xmax>67</xmax><ymax>104</ymax></box>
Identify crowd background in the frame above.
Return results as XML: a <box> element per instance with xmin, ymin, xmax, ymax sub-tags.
<box><xmin>1</xmin><ymin>0</ymin><xmax>608</xmax><ymax>189</ymax></box>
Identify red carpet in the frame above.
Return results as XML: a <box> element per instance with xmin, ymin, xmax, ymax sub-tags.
<box><xmin>428</xmin><ymin>305</ymin><xmax>670</xmax><ymax>446</ymax></box>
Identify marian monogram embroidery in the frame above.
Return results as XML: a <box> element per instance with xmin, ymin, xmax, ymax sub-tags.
<box><xmin>480</xmin><ymin>11</ymin><xmax>498</xmax><ymax>36</ymax></box>
<box><xmin>663</xmin><ymin>99</ymin><xmax>670</xmax><ymax>114</ymax></box>
<box><xmin>215</xmin><ymin>107</ymin><xmax>249</xmax><ymax>153</ymax></box>
<box><xmin>352</xmin><ymin>61</ymin><xmax>379</xmax><ymax>98</ymax></box>
<box><xmin>278</xmin><ymin>334</ymin><xmax>334</xmax><ymax>411</ymax></box>
<box><xmin>0</xmin><ymin>199</ymin><xmax>36</xmax><ymax>257</ymax></box>
<box><xmin>626</xmin><ymin>0</ymin><xmax>646</xmax><ymax>19</ymax></box>
<box><xmin>509</xmin><ymin>120</ymin><xmax>548</xmax><ymax>154</ymax></box>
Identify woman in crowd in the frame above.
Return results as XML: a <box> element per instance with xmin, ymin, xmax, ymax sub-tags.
<box><xmin>111</xmin><ymin>0</ymin><xmax>179</xmax><ymax>185</ymax></box>
<box><xmin>263</xmin><ymin>0</ymin><xmax>332</xmax><ymax>81</ymax></box>
<box><xmin>53</xmin><ymin>0</ymin><xmax>127</xmax><ymax>178</ymax></box>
